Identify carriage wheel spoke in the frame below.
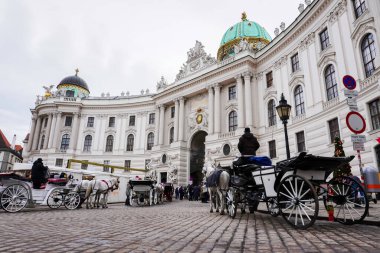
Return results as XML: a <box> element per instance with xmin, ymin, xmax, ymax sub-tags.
<box><xmin>344</xmin><ymin>204</ymin><xmax>355</xmax><ymax>221</ymax></box>
<box><xmin>299</xmin><ymin>188</ymin><xmax>311</xmax><ymax>200</ymax></box>
<box><xmin>282</xmin><ymin>184</ymin><xmax>295</xmax><ymax>199</ymax></box>
<box><xmin>295</xmin><ymin>177</ymin><xmax>298</xmax><ymax>197</ymax></box>
<box><xmin>346</xmin><ymin>199</ymin><xmax>366</xmax><ymax>209</ymax></box>
<box><xmin>344</xmin><ymin>202</ymin><xmax>362</xmax><ymax>217</ymax></box>
<box><xmin>298</xmin><ymin>181</ymin><xmax>305</xmax><ymax>198</ymax></box>
<box><xmin>330</xmin><ymin>186</ymin><xmax>340</xmax><ymax>196</ymax></box>
<box><xmin>288</xmin><ymin>179</ymin><xmax>297</xmax><ymax>198</ymax></box>
<box><xmin>297</xmin><ymin>206</ymin><xmax>305</xmax><ymax>226</ymax></box>
<box><xmin>287</xmin><ymin>205</ymin><xmax>296</xmax><ymax>220</ymax></box>
<box><xmin>299</xmin><ymin>203</ymin><xmax>312</xmax><ymax>221</ymax></box>
<box><xmin>299</xmin><ymin>202</ymin><xmax>315</xmax><ymax>212</ymax></box>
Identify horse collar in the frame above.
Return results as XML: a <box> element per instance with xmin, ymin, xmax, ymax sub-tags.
<box><xmin>102</xmin><ymin>179</ymin><xmax>110</xmax><ymax>189</ymax></box>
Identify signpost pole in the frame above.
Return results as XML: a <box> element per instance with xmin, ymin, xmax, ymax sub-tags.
<box><xmin>357</xmin><ymin>150</ymin><xmax>363</xmax><ymax>175</ymax></box>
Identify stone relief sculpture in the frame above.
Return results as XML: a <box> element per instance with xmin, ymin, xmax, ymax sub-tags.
<box><xmin>156</xmin><ymin>76</ymin><xmax>168</xmax><ymax>91</ymax></box>
<box><xmin>168</xmin><ymin>167</ymin><xmax>178</xmax><ymax>183</ymax></box>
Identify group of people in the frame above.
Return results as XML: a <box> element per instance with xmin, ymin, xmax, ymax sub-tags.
<box><xmin>174</xmin><ymin>184</ymin><xmax>203</xmax><ymax>201</ymax></box>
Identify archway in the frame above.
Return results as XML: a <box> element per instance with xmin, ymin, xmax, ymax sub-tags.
<box><xmin>189</xmin><ymin>131</ymin><xmax>208</xmax><ymax>186</ymax></box>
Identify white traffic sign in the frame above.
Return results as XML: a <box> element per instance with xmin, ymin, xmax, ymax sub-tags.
<box><xmin>349</xmin><ymin>105</ymin><xmax>358</xmax><ymax>111</ymax></box>
<box><xmin>353</xmin><ymin>142</ymin><xmax>365</xmax><ymax>151</ymax></box>
<box><xmin>351</xmin><ymin>135</ymin><xmax>366</xmax><ymax>143</ymax></box>
<box><xmin>346</xmin><ymin>97</ymin><xmax>357</xmax><ymax>106</ymax></box>
<box><xmin>346</xmin><ymin>111</ymin><xmax>366</xmax><ymax>134</ymax></box>
<box><xmin>344</xmin><ymin>90</ymin><xmax>358</xmax><ymax>97</ymax></box>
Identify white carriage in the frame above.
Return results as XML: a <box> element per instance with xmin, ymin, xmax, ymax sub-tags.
<box><xmin>128</xmin><ymin>179</ymin><xmax>157</xmax><ymax>206</ymax></box>
<box><xmin>0</xmin><ymin>173</ymin><xmax>81</xmax><ymax>213</ymax></box>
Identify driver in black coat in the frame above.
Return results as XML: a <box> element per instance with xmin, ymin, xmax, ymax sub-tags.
<box><xmin>235</xmin><ymin>127</ymin><xmax>260</xmax><ymax>166</ymax></box>
<box><xmin>31</xmin><ymin>158</ymin><xmax>48</xmax><ymax>189</ymax></box>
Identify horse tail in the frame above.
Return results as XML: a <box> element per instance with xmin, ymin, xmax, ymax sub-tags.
<box><xmin>219</xmin><ymin>171</ymin><xmax>230</xmax><ymax>191</ymax></box>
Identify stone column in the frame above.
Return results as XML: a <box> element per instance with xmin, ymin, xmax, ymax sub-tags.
<box><xmin>154</xmin><ymin>107</ymin><xmax>160</xmax><ymax>145</ymax></box>
<box><xmin>178</xmin><ymin>97</ymin><xmax>185</xmax><ymax>141</ymax></box>
<box><xmin>174</xmin><ymin>99</ymin><xmax>179</xmax><ymax>142</ymax></box>
<box><xmin>32</xmin><ymin>116</ymin><xmax>42</xmax><ymax>150</ymax></box>
<box><xmin>114</xmin><ymin>115</ymin><xmax>123</xmax><ymax>151</ymax></box>
<box><xmin>236</xmin><ymin>75</ymin><xmax>244</xmax><ymax>128</ymax></box>
<box><xmin>94</xmin><ymin>115</ymin><xmax>103</xmax><ymax>151</ymax></box>
<box><xmin>43</xmin><ymin>114</ymin><xmax>53</xmax><ymax>149</ymax></box>
<box><xmin>27</xmin><ymin>115</ymin><xmax>37</xmax><ymax>152</ymax></box>
<box><xmin>69</xmin><ymin>113</ymin><xmax>80</xmax><ymax>151</ymax></box>
<box><xmin>214</xmin><ymin>84</ymin><xmax>221</xmax><ymax>133</ymax></box>
<box><xmin>47</xmin><ymin>113</ymin><xmax>57</xmax><ymax>149</ymax></box>
<box><xmin>207</xmin><ymin>85</ymin><xmax>214</xmax><ymax>135</ymax></box>
<box><xmin>118</xmin><ymin>115</ymin><xmax>127</xmax><ymax>151</ymax></box>
<box><xmin>243</xmin><ymin>72</ymin><xmax>253</xmax><ymax>128</ymax></box>
<box><xmin>159</xmin><ymin>105</ymin><xmax>165</xmax><ymax>145</ymax></box>
<box><xmin>52</xmin><ymin>112</ymin><xmax>62</xmax><ymax>149</ymax></box>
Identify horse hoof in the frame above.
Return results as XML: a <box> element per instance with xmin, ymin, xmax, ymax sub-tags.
<box><xmin>241</xmin><ymin>210</ymin><xmax>246</xmax><ymax>214</ymax></box>
<box><xmin>210</xmin><ymin>210</ymin><xmax>213</xmax><ymax>213</ymax></box>
<box><xmin>220</xmin><ymin>212</ymin><xmax>225</xmax><ymax>215</ymax></box>
<box><xmin>216</xmin><ymin>210</ymin><xmax>219</xmax><ymax>213</ymax></box>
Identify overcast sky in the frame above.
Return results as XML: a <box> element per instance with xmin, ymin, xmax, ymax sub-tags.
<box><xmin>0</xmin><ymin>0</ymin><xmax>303</xmax><ymax>146</ymax></box>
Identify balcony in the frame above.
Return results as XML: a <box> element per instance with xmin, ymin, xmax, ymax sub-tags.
<box><xmin>322</xmin><ymin>97</ymin><xmax>339</xmax><ymax>110</ymax></box>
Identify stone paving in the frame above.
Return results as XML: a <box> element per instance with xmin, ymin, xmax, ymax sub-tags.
<box><xmin>1</xmin><ymin>200</ymin><xmax>380</xmax><ymax>253</ymax></box>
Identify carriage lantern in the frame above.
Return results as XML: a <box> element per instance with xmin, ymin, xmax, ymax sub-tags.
<box><xmin>276</xmin><ymin>93</ymin><xmax>291</xmax><ymax>159</ymax></box>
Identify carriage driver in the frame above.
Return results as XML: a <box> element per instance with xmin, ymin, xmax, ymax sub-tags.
<box><xmin>31</xmin><ymin>158</ymin><xmax>49</xmax><ymax>189</ymax></box>
<box><xmin>235</xmin><ymin>127</ymin><xmax>260</xmax><ymax>166</ymax></box>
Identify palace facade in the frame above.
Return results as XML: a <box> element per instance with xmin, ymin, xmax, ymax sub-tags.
<box><xmin>23</xmin><ymin>0</ymin><xmax>380</xmax><ymax>186</ymax></box>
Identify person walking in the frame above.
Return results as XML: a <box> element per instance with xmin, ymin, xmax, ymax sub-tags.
<box><xmin>175</xmin><ymin>186</ymin><xmax>179</xmax><ymax>199</ymax></box>
<box><xmin>179</xmin><ymin>186</ymin><xmax>184</xmax><ymax>200</ymax></box>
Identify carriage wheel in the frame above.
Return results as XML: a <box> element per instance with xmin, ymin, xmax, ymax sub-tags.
<box><xmin>0</xmin><ymin>184</ymin><xmax>29</xmax><ymax>213</ymax></box>
<box><xmin>153</xmin><ymin>191</ymin><xmax>158</xmax><ymax>205</ymax></box>
<box><xmin>324</xmin><ymin>176</ymin><xmax>368</xmax><ymax>225</ymax></box>
<box><xmin>47</xmin><ymin>189</ymin><xmax>64</xmax><ymax>209</ymax></box>
<box><xmin>149</xmin><ymin>190</ymin><xmax>153</xmax><ymax>206</ymax></box>
<box><xmin>278</xmin><ymin>175</ymin><xmax>318</xmax><ymax>229</ymax></box>
<box><xmin>226</xmin><ymin>188</ymin><xmax>237</xmax><ymax>219</ymax></box>
<box><xmin>266</xmin><ymin>198</ymin><xmax>280</xmax><ymax>217</ymax></box>
<box><xmin>64</xmin><ymin>192</ymin><xmax>81</xmax><ymax>210</ymax></box>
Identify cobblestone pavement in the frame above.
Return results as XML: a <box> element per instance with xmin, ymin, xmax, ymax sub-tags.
<box><xmin>1</xmin><ymin>200</ymin><xmax>380</xmax><ymax>253</ymax></box>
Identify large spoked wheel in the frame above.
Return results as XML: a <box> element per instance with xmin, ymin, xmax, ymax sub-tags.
<box><xmin>0</xmin><ymin>184</ymin><xmax>29</xmax><ymax>213</ymax></box>
<box><xmin>47</xmin><ymin>189</ymin><xmax>64</xmax><ymax>209</ymax></box>
<box><xmin>324</xmin><ymin>176</ymin><xmax>368</xmax><ymax>225</ymax></box>
<box><xmin>64</xmin><ymin>192</ymin><xmax>81</xmax><ymax>210</ymax></box>
<box><xmin>226</xmin><ymin>188</ymin><xmax>237</xmax><ymax>219</ymax></box>
<box><xmin>267</xmin><ymin>198</ymin><xmax>280</xmax><ymax>217</ymax></box>
<box><xmin>278</xmin><ymin>175</ymin><xmax>319</xmax><ymax>229</ymax></box>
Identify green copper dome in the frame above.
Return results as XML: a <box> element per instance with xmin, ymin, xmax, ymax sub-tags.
<box><xmin>217</xmin><ymin>13</ymin><xmax>272</xmax><ymax>61</ymax></box>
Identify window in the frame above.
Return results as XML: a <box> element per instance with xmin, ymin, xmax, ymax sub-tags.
<box><xmin>353</xmin><ymin>0</ymin><xmax>366</xmax><ymax>18</ymax></box>
<box><xmin>266</xmin><ymin>71</ymin><xmax>273</xmax><ymax>88</ymax></box>
<box><xmin>149</xmin><ymin>113</ymin><xmax>155</xmax><ymax>124</ymax></box>
<box><xmin>294</xmin><ymin>85</ymin><xmax>305</xmax><ymax>116</ymax></box>
<box><xmin>361</xmin><ymin>33</ymin><xmax>376</xmax><ymax>77</ymax></box>
<box><xmin>325</xmin><ymin>65</ymin><xmax>338</xmax><ymax>101</ymax></box>
<box><xmin>269</xmin><ymin>140</ymin><xmax>276</xmax><ymax>159</ymax></box>
<box><xmin>228</xmin><ymin>86</ymin><xmax>236</xmax><ymax>100</ymax></box>
<box><xmin>376</xmin><ymin>145</ymin><xmax>380</xmax><ymax>168</ymax></box>
<box><xmin>147</xmin><ymin>132</ymin><xmax>154</xmax><ymax>150</ymax></box>
<box><xmin>65</xmin><ymin>116</ymin><xmax>72</xmax><ymax>127</ymax></box>
<box><xmin>83</xmin><ymin>135</ymin><xmax>92</xmax><ymax>152</ymax></box>
<box><xmin>103</xmin><ymin>160</ymin><xmax>110</xmax><ymax>172</ymax></box>
<box><xmin>268</xmin><ymin>100</ymin><xmax>277</xmax><ymax>126</ymax></box>
<box><xmin>81</xmin><ymin>160</ymin><xmax>88</xmax><ymax>170</ymax></box>
<box><xmin>369</xmin><ymin>99</ymin><xmax>380</xmax><ymax>130</ymax></box>
<box><xmin>126</xmin><ymin>134</ymin><xmax>134</xmax><ymax>151</ymax></box>
<box><xmin>87</xmin><ymin>117</ymin><xmax>94</xmax><ymax>127</ymax></box>
<box><xmin>44</xmin><ymin>118</ymin><xmax>48</xmax><ymax>128</ymax></box>
<box><xmin>291</xmin><ymin>53</ymin><xmax>300</xmax><ymax>72</ymax></box>
<box><xmin>129</xmin><ymin>115</ymin><xmax>135</xmax><ymax>126</ymax></box>
<box><xmin>145</xmin><ymin>159</ymin><xmax>151</xmax><ymax>170</ymax></box>
<box><xmin>296</xmin><ymin>131</ymin><xmax>306</xmax><ymax>152</ymax></box>
<box><xmin>109</xmin><ymin>117</ymin><xmax>115</xmax><ymax>127</ymax></box>
<box><xmin>228</xmin><ymin>111</ymin><xmax>237</xmax><ymax>132</ymax></box>
<box><xmin>66</xmin><ymin>90</ymin><xmax>74</xmax><ymax>97</ymax></box>
<box><xmin>55</xmin><ymin>158</ymin><xmax>63</xmax><ymax>167</ymax></box>
<box><xmin>328</xmin><ymin>118</ymin><xmax>340</xmax><ymax>143</ymax></box>
<box><xmin>319</xmin><ymin>28</ymin><xmax>330</xmax><ymax>51</ymax></box>
<box><xmin>171</xmin><ymin>107</ymin><xmax>175</xmax><ymax>118</ymax></box>
<box><xmin>105</xmin><ymin>135</ymin><xmax>114</xmax><ymax>152</ymax></box>
<box><xmin>60</xmin><ymin>134</ymin><xmax>70</xmax><ymax>151</ymax></box>
<box><xmin>124</xmin><ymin>160</ymin><xmax>131</xmax><ymax>169</ymax></box>
<box><xmin>39</xmin><ymin>135</ymin><xmax>45</xmax><ymax>150</ymax></box>
<box><xmin>169</xmin><ymin>127</ymin><xmax>174</xmax><ymax>144</ymax></box>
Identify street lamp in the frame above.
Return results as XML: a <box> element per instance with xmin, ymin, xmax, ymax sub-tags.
<box><xmin>276</xmin><ymin>93</ymin><xmax>292</xmax><ymax>159</ymax></box>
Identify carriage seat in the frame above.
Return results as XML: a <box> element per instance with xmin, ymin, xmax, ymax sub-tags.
<box><xmin>32</xmin><ymin>183</ymin><xmax>46</xmax><ymax>189</ymax></box>
<box><xmin>48</xmin><ymin>178</ymin><xmax>67</xmax><ymax>186</ymax></box>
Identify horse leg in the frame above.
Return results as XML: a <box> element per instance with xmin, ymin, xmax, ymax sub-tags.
<box><xmin>218</xmin><ymin>189</ymin><xmax>225</xmax><ymax>215</ymax></box>
<box><xmin>208</xmin><ymin>189</ymin><xmax>213</xmax><ymax>213</ymax></box>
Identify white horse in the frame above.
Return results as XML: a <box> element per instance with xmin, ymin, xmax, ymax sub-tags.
<box><xmin>203</xmin><ymin>161</ymin><xmax>230</xmax><ymax>215</ymax></box>
<box><xmin>155</xmin><ymin>183</ymin><xmax>165</xmax><ymax>204</ymax></box>
<box><xmin>85</xmin><ymin>178</ymin><xmax>119</xmax><ymax>209</ymax></box>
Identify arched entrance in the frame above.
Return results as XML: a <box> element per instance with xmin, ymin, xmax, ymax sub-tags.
<box><xmin>189</xmin><ymin>131</ymin><xmax>208</xmax><ymax>185</ymax></box>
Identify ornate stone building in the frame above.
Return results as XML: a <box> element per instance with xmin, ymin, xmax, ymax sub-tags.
<box><xmin>23</xmin><ymin>0</ymin><xmax>380</xmax><ymax>186</ymax></box>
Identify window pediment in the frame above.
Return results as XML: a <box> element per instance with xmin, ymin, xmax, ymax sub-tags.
<box><xmin>288</xmin><ymin>74</ymin><xmax>304</xmax><ymax>88</ymax></box>
<box><xmin>317</xmin><ymin>51</ymin><xmax>336</xmax><ymax>68</ymax></box>
<box><xmin>351</xmin><ymin>17</ymin><xmax>375</xmax><ymax>42</ymax></box>
<box><xmin>264</xmin><ymin>88</ymin><xmax>277</xmax><ymax>101</ymax></box>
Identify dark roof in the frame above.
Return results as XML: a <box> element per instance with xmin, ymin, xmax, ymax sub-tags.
<box><xmin>58</xmin><ymin>75</ymin><xmax>89</xmax><ymax>91</ymax></box>
<box><xmin>0</xmin><ymin>130</ymin><xmax>23</xmax><ymax>160</ymax></box>
<box><xmin>0</xmin><ymin>129</ymin><xmax>10</xmax><ymax>148</ymax></box>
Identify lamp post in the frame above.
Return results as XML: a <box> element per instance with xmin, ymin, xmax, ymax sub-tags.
<box><xmin>276</xmin><ymin>93</ymin><xmax>292</xmax><ymax>159</ymax></box>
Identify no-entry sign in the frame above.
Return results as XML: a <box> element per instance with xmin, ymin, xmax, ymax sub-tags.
<box><xmin>346</xmin><ymin>111</ymin><xmax>366</xmax><ymax>134</ymax></box>
<box><xmin>343</xmin><ymin>75</ymin><xmax>357</xmax><ymax>90</ymax></box>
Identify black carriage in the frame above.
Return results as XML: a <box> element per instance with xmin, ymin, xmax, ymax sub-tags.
<box><xmin>226</xmin><ymin>152</ymin><xmax>369</xmax><ymax>229</ymax></box>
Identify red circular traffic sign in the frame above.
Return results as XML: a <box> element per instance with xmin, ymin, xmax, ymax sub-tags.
<box><xmin>343</xmin><ymin>75</ymin><xmax>356</xmax><ymax>90</ymax></box>
<box><xmin>346</xmin><ymin>111</ymin><xmax>366</xmax><ymax>134</ymax></box>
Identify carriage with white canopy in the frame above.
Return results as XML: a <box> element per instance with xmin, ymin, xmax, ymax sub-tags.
<box><xmin>127</xmin><ymin>179</ymin><xmax>157</xmax><ymax>206</ymax></box>
<box><xmin>226</xmin><ymin>152</ymin><xmax>369</xmax><ymax>229</ymax></box>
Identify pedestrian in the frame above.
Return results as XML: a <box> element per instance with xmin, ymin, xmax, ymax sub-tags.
<box><xmin>179</xmin><ymin>186</ymin><xmax>184</xmax><ymax>200</ymax></box>
<box><xmin>235</xmin><ymin>127</ymin><xmax>260</xmax><ymax>166</ymax></box>
<box><xmin>31</xmin><ymin>158</ymin><xmax>49</xmax><ymax>189</ymax></box>
<box><xmin>175</xmin><ymin>186</ymin><xmax>179</xmax><ymax>199</ymax></box>
<box><xmin>193</xmin><ymin>185</ymin><xmax>200</xmax><ymax>201</ymax></box>
<box><xmin>188</xmin><ymin>184</ymin><xmax>194</xmax><ymax>201</ymax></box>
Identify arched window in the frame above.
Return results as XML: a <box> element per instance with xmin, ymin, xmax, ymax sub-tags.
<box><xmin>39</xmin><ymin>135</ymin><xmax>45</xmax><ymax>150</ymax></box>
<box><xmin>105</xmin><ymin>135</ymin><xmax>114</xmax><ymax>152</ymax></box>
<box><xmin>66</xmin><ymin>90</ymin><xmax>75</xmax><ymax>97</ymax></box>
<box><xmin>325</xmin><ymin>65</ymin><xmax>338</xmax><ymax>101</ymax></box>
<box><xmin>126</xmin><ymin>134</ymin><xmax>134</xmax><ymax>151</ymax></box>
<box><xmin>228</xmin><ymin>111</ymin><xmax>237</xmax><ymax>132</ymax></box>
<box><xmin>268</xmin><ymin>100</ymin><xmax>276</xmax><ymax>126</ymax></box>
<box><xmin>294</xmin><ymin>85</ymin><xmax>305</xmax><ymax>116</ymax></box>
<box><xmin>60</xmin><ymin>134</ymin><xmax>70</xmax><ymax>151</ymax></box>
<box><xmin>147</xmin><ymin>132</ymin><xmax>154</xmax><ymax>150</ymax></box>
<box><xmin>361</xmin><ymin>33</ymin><xmax>376</xmax><ymax>77</ymax></box>
<box><xmin>169</xmin><ymin>127</ymin><xmax>174</xmax><ymax>144</ymax></box>
<box><xmin>83</xmin><ymin>135</ymin><xmax>92</xmax><ymax>152</ymax></box>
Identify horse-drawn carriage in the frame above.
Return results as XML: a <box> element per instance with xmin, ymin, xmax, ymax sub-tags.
<box><xmin>163</xmin><ymin>183</ymin><xmax>174</xmax><ymax>202</ymax></box>
<box><xmin>0</xmin><ymin>173</ymin><xmax>81</xmax><ymax>212</ymax></box>
<box><xmin>128</xmin><ymin>179</ymin><xmax>157</xmax><ymax>206</ymax></box>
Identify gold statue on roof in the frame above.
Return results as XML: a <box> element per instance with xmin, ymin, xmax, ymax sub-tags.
<box><xmin>241</xmin><ymin>12</ymin><xmax>247</xmax><ymax>21</ymax></box>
